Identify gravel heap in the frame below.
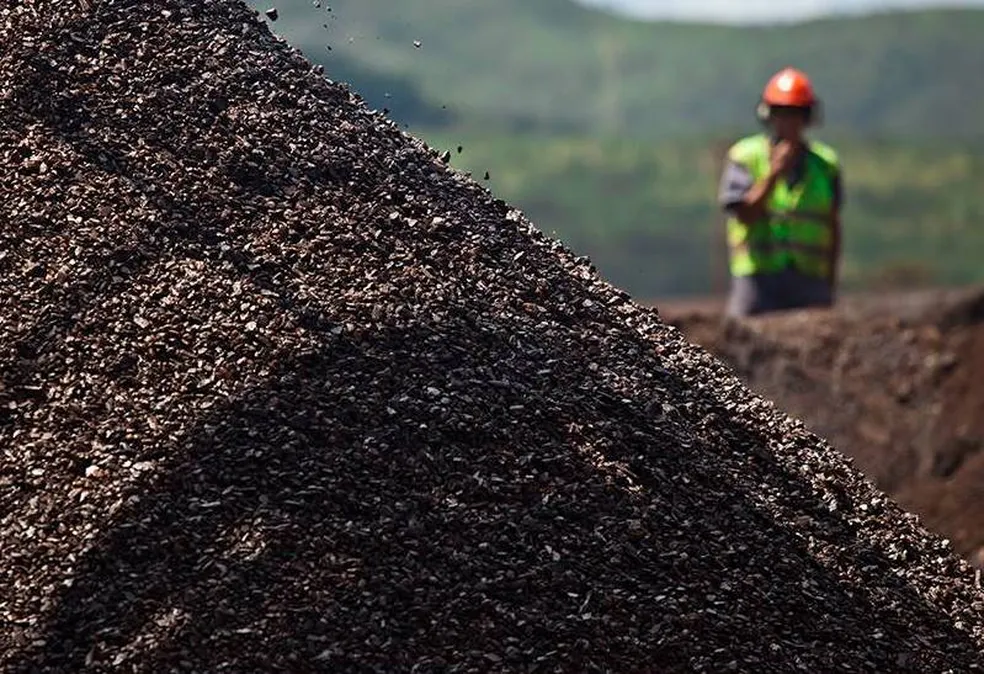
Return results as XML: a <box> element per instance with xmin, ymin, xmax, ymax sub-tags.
<box><xmin>2</xmin><ymin>2</ymin><xmax>984</xmax><ymax>672</ymax></box>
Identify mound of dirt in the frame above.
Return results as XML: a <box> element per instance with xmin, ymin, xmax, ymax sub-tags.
<box><xmin>662</xmin><ymin>286</ymin><xmax>984</xmax><ymax>559</ymax></box>
<box><xmin>2</xmin><ymin>2</ymin><xmax>984</xmax><ymax>672</ymax></box>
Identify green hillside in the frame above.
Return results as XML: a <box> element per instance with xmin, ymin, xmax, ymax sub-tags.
<box><xmin>257</xmin><ymin>1</ymin><xmax>984</xmax><ymax>139</ymax></box>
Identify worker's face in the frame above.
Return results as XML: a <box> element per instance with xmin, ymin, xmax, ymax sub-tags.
<box><xmin>769</xmin><ymin>106</ymin><xmax>809</xmax><ymax>141</ymax></box>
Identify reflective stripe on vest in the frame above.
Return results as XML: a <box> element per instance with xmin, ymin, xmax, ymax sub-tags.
<box><xmin>726</xmin><ymin>134</ymin><xmax>837</xmax><ymax>278</ymax></box>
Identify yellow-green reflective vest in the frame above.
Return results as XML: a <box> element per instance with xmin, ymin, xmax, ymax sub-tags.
<box><xmin>725</xmin><ymin>133</ymin><xmax>839</xmax><ymax>278</ymax></box>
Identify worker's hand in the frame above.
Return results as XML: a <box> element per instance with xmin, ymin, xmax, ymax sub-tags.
<box><xmin>769</xmin><ymin>140</ymin><xmax>798</xmax><ymax>177</ymax></box>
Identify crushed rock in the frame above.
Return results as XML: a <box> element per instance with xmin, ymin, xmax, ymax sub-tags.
<box><xmin>1</xmin><ymin>2</ymin><xmax>983</xmax><ymax>672</ymax></box>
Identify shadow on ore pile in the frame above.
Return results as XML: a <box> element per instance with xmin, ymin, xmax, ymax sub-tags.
<box><xmin>10</xmin><ymin>312</ymin><xmax>983</xmax><ymax>671</ymax></box>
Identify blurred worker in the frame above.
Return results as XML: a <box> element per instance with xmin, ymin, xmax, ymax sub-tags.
<box><xmin>718</xmin><ymin>67</ymin><xmax>843</xmax><ymax>317</ymax></box>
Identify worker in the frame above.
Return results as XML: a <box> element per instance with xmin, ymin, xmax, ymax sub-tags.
<box><xmin>717</xmin><ymin>67</ymin><xmax>843</xmax><ymax>317</ymax></box>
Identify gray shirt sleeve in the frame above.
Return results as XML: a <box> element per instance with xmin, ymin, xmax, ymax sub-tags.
<box><xmin>718</xmin><ymin>160</ymin><xmax>754</xmax><ymax>212</ymax></box>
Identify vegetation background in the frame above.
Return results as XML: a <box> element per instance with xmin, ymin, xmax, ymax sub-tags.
<box><xmin>250</xmin><ymin>0</ymin><xmax>984</xmax><ymax>299</ymax></box>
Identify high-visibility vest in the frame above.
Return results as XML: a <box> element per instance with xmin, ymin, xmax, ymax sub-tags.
<box><xmin>725</xmin><ymin>133</ymin><xmax>839</xmax><ymax>278</ymax></box>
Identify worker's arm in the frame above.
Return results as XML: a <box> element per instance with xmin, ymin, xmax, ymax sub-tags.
<box><xmin>720</xmin><ymin>140</ymin><xmax>797</xmax><ymax>225</ymax></box>
<box><xmin>718</xmin><ymin>162</ymin><xmax>764</xmax><ymax>221</ymax></box>
<box><xmin>731</xmin><ymin>171</ymin><xmax>782</xmax><ymax>225</ymax></box>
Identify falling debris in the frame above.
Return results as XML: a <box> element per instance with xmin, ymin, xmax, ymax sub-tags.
<box><xmin>484</xmin><ymin>170</ymin><xmax>491</xmax><ymax>180</ymax></box>
<box><xmin>1</xmin><ymin>2</ymin><xmax>984</xmax><ymax>673</ymax></box>
<box><xmin>264</xmin><ymin>6</ymin><xmax>278</xmax><ymax>21</ymax></box>
<box><xmin>413</xmin><ymin>39</ymin><xmax>422</xmax><ymax>48</ymax></box>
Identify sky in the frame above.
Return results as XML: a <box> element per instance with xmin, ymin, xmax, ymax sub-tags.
<box><xmin>578</xmin><ymin>0</ymin><xmax>984</xmax><ymax>22</ymax></box>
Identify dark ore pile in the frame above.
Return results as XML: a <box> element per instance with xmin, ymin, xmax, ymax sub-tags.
<box><xmin>1</xmin><ymin>2</ymin><xmax>983</xmax><ymax>672</ymax></box>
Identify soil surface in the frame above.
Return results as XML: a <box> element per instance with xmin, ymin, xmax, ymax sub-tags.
<box><xmin>659</xmin><ymin>285</ymin><xmax>984</xmax><ymax>559</ymax></box>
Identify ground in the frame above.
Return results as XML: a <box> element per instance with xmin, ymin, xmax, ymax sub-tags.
<box><xmin>657</xmin><ymin>284</ymin><xmax>984</xmax><ymax>560</ymax></box>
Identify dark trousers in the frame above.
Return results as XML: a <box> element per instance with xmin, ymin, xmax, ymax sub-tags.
<box><xmin>726</xmin><ymin>267</ymin><xmax>834</xmax><ymax>318</ymax></box>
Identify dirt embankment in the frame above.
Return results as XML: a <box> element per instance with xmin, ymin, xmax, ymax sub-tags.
<box><xmin>660</xmin><ymin>286</ymin><xmax>984</xmax><ymax>558</ymax></box>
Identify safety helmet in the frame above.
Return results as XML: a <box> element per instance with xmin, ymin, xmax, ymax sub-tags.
<box><xmin>756</xmin><ymin>67</ymin><xmax>822</xmax><ymax>124</ymax></box>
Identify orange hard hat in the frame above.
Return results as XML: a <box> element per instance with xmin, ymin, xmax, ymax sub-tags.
<box><xmin>762</xmin><ymin>67</ymin><xmax>816</xmax><ymax>107</ymax></box>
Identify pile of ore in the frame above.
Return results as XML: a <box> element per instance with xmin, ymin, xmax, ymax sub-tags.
<box><xmin>1</xmin><ymin>2</ymin><xmax>983</xmax><ymax>671</ymax></box>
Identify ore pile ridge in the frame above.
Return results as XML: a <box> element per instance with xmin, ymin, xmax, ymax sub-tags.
<box><xmin>1</xmin><ymin>2</ymin><xmax>983</xmax><ymax>672</ymax></box>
